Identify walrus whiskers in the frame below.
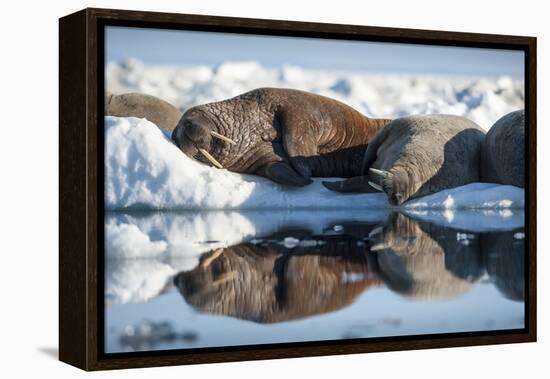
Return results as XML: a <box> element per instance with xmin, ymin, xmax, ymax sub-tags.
<box><xmin>210</xmin><ymin>131</ymin><xmax>237</xmax><ymax>145</ymax></box>
<box><xmin>368</xmin><ymin>181</ymin><xmax>384</xmax><ymax>192</ymax></box>
<box><xmin>198</xmin><ymin>148</ymin><xmax>223</xmax><ymax>169</ymax></box>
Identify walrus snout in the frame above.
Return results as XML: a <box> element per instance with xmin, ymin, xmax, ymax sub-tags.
<box><xmin>172</xmin><ymin>110</ymin><xmax>237</xmax><ymax>169</ymax></box>
<box><xmin>172</xmin><ymin>112</ymin><xmax>214</xmax><ymax>150</ymax></box>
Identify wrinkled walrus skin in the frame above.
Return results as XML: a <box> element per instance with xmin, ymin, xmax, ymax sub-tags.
<box><xmin>171</xmin><ymin>88</ymin><xmax>391</xmax><ymax>186</ymax></box>
<box><xmin>105</xmin><ymin>92</ymin><xmax>183</xmax><ymax>132</ymax></box>
<box><xmin>482</xmin><ymin>110</ymin><xmax>525</xmax><ymax>188</ymax></box>
<box><xmin>323</xmin><ymin>115</ymin><xmax>485</xmax><ymax>205</ymax></box>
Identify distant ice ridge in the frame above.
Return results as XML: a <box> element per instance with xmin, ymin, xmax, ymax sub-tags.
<box><xmin>106</xmin><ymin>59</ymin><xmax>524</xmax><ymax>130</ymax></box>
<box><xmin>105</xmin><ymin>116</ymin><xmax>524</xmax><ymax>211</ymax></box>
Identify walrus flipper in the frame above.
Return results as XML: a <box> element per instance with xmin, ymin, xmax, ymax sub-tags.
<box><xmin>278</xmin><ymin>108</ymin><xmax>318</xmax><ymax>179</ymax></box>
<box><xmin>260</xmin><ymin>162</ymin><xmax>313</xmax><ymax>187</ymax></box>
<box><xmin>360</xmin><ymin>123</ymin><xmax>391</xmax><ymax>174</ymax></box>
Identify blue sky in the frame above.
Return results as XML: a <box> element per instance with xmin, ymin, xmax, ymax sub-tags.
<box><xmin>105</xmin><ymin>26</ymin><xmax>524</xmax><ymax>78</ymax></box>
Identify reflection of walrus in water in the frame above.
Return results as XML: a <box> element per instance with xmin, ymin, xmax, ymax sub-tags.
<box><xmin>481</xmin><ymin>229</ymin><xmax>525</xmax><ymax>302</ymax></box>
<box><xmin>323</xmin><ymin>115</ymin><xmax>485</xmax><ymax>205</ymax></box>
<box><xmin>482</xmin><ymin>110</ymin><xmax>525</xmax><ymax>188</ymax></box>
<box><xmin>174</xmin><ymin>236</ymin><xmax>380</xmax><ymax>323</ymax></box>
<box><xmin>367</xmin><ymin>213</ymin><xmax>484</xmax><ymax>299</ymax></box>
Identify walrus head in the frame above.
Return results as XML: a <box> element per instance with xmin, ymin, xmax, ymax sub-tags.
<box><xmin>368</xmin><ymin>168</ymin><xmax>408</xmax><ymax>206</ymax></box>
<box><xmin>322</xmin><ymin>167</ymin><xmax>410</xmax><ymax>206</ymax></box>
<box><xmin>171</xmin><ymin>106</ymin><xmax>237</xmax><ymax>169</ymax></box>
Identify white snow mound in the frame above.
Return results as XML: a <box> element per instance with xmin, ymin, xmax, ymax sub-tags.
<box><xmin>105</xmin><ymin>116</ymin><xmax>524</xmax><ymax>211</ymax></box>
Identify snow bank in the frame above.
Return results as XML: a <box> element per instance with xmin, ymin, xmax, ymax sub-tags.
<box><xmin>404</xmin><ymin>183</ymin><xmax>524</xmax><ymax>210</ymax></box>
<box><xmin>106</xmin><ymin>59</ymin><xmax>524</xmax><ymax>130</ymax></box>
<box><xmin>105</xmin><ymin>116</ymin><xmax>524</xmax><ymax>211</ymax></box>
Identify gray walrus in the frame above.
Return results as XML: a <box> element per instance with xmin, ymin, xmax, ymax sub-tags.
<box><xmin>105</xmin><ymin>92</ymin><xmax>183</xmax><ymax>132</ymax></box>
<box><xmin>322</xmin><ymin>115</ymin><xmax>485</xmax><ymax>205</ymax></box>
<box><xmin>482</xmin><ymin>110</ymin><xmax>525</xmax><ymax>188</ymax></box>
<box><xmin>367</xmin><ymin>213</ymin><xmax>483</xmax><ymax>299</ymax></box>
<box><xmin>170</xmin><ymin>88</ymin><xmax>391</xmax><ymax>186</ymax></box>
<box><xmin>481</xmin><ymin>229</ymin><xmax>525</xmax><ymax>302</ymax></box>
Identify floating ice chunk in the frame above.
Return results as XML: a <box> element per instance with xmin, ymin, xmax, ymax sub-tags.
<box><xmin>513</xmin><ymin>232</ymin><xmax>525</xmax><ymax>240</ymax></box>
<box><xmin>442</xmin><ymin>195</ymin><xmax>455</xmax><ymax>208</ymax></box>
<box><xmin>500</xmin><ymin>209</ymin><xmax>514</xmax><ymax>218</ymax></box>
<box><xmin>342</xmin><ymin>272</ymin><xmax>370</xmax><ymax>283</ymax></box>
<box><xmin>443</xmin><ymin>209</ymin><xmax>455</xmax><ymax>223</ymax></box>
<box><xmin>298</xmin><ymin>240</ymin><xmax>322</xmax><ymax>247</ymax></box>
<box><xmin>283</xmin><ymin>237</ymin><xmax>300</xmax><ymax>248</ymax></box>
<box><xmin>456</xmin><ymin>232</ymin><xmax>475</xmax><ymax>246</ymax></box>
<box><xmin>456</xmin><ymin>233</ymin><xmax>475</xmax><ymax>241</ymax></box>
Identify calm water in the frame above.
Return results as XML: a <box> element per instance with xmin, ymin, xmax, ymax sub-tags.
<box><xmin>104</xmin><ymin>209</ymin><xmax>525</xmax><ymax>354</ymax></box>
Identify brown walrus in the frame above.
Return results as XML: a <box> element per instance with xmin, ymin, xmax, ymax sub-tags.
<box><xmin>105</xmin><ymin>92</ymin><xmax>183</xmax><ymax>132</ymax></box>
<box><xmin>482</xmin><ymin>110</ymin><xmax>525</xmax><ymax>188</ymax></box>
<box><xmin>174</xmin><ymin>235</ymin><xmax>380</xmax><ymax>323</ymax></box>
<box><xmin>170</xmin><ymin>88</ymin><xmax>390</xmax><ymax>186</ymax></box>
<box><xmin>323</xmin><ymin>115</ymin><xmax>485</xmax><ymax>205</ymax></box>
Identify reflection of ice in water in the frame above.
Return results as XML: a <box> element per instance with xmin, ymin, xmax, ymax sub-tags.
<box><xmin>105</xmin><ymin>209</ymin><xmax>389</xmax><ymax>303</ymax></box>
<box><xmin>104</xmin><ymin>209</ymin><xmax>525</xmax><ymax>353</ymax></box>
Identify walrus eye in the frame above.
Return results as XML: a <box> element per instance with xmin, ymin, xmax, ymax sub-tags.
<box><xmin>394</xmin><ymin>193</ymin><xmax>404</xmax><ymax>204</ymax></box>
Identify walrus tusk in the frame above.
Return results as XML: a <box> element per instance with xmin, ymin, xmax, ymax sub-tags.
<box><xmin>370</xmin><ymin>242</ymin><xmax>389</xmax><ymax>252</ymax></box>
<box><xmin>368</xmin><ymin>181</ymin><xmax>384</xmax><ymax>192</ymax></box>
<box><xmin>369</xmin><ymin>168</ymin><xmax>393</xmax><ymax>178</ymax></box>
<box><xmin>201</xmin><ymin>248</ymin><xmax>224</xmax><ymax>269</ymax></box>
<box><xmin>368</xmin><ymin>226</ymin><xmax>384</xmax><ymax>238</ymax></box>
<box><xmin>210</xmin><ymin>130</ymin><xmax>237</xmax><ymax>145</ymax></box>
<box><xmin>212</xmin><ymin>271</ymin><xmax>237</xmax><ymax>286</ymax></box>
<box><xmin>198</xmin><ymin>148</ymin><xmax>223</xmax><ymax>169</ymax></box>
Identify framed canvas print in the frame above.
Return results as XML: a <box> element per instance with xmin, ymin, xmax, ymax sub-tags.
<box><xmin>59</xmin><ymin>8</ymin><xmax>537</xmax><ymax>371</ymax></box>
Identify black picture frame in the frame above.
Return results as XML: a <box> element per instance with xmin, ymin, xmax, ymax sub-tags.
<box><xmin>59</xmin><ymin>7</ymin><xmax>537</xmax><ymax>371</ymax></box>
